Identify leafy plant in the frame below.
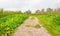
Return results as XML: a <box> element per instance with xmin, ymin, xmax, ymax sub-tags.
<box><xmin>53</xmin><ymin>16</ymin><xmax>60</xmax><ymax>25</ymax></box>
<box><xmin>0</xmin><ymin>14</ymin><xmax>28</xmax><ymax>36</ymax></box>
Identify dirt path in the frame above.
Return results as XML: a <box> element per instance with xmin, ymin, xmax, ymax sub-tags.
<box><xmin>14</xmin><ymin>16</ymin><xmax>51</xmax><ymax>36</ymax></box>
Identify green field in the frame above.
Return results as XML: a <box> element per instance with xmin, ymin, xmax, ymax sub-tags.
<box><xmin>0</xmin><ymin>8</ymin><xmax>60</xmax><ymax>36</ymax></box>
<box><xmin>37</xmin><ymin>14</ymin><xmax>60</xmax><ymax>36</ymax></box>
<box><xmin>0</xmin><ymin>13</ymin><xmax>60</xmax><ymax>36</ymax></box>
<box><xmin>0</xmin><ymin>14</ymin><xmax>28</xmax><ymax>36</ymax></box>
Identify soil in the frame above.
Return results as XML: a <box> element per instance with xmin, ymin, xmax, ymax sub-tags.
<box><xmin>14</xmin><ymin>16</ymin><xmax>51</xmax><ymax>36</ymax></box>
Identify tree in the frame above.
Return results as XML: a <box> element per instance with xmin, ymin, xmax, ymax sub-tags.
<box><xmin>41</xmin><ymin>9</ymin><xmax>45</xmax><ymax>12</ymax></box>
<box><xmin>56</xmin><ymin>8</ymin><xmax>60</xmax><ymax>14</ymax></box>
<box><xmin>47</xmin><ymin>8</ymin><xmax>53</xmax><ymax>12</ymax></box>
<box><xmin>35</xmin><ymin>10</ymin><xmax>40</xmax><ymax>14</ymax></box>
<box><xmin>0</xmin><ymin>8</ymin><xmax>3</xmax><ymax>13</ymax></box>
<box><xmin>47</xmin><ymin>8</ymin><xmax>53</xmax><ymax>14</ymax></box>
<box><xmin>15</xmin><ymin>11</ymin><xmax>22</xmax><ymax>14</ymax></box>
<box><xmin>24</xmin><ymin>10</ymin><xmax>31</xmax><ymax>14</ymax></box>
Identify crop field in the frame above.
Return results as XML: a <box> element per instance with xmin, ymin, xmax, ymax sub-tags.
<box><xmin>0</xmin><ymin>8</ymin><xmax>60</xmax><ymax>36</ymax></box>
<box><xmin>37</xmin><ymin>14</ymin><xmax>60</xmax><ymax>36</ymax></box>
<box><xmin>0</xmin><ymin>0</ymin><xmax>60</xmax><ymax>36</ymax></box>
<box><xmin>0</xmin><ymin>14</ymin><xmax>28</xmax><ymax>36</ymax></box>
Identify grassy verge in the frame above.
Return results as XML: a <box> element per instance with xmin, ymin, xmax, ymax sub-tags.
<box><xmin>37</xmin><ymin>14</ymin><xmax>60</xmax><ymax>36</ymax></box>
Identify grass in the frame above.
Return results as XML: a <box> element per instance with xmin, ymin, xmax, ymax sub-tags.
<box><xmin>26</xmin><ymin>24</ymin><xmax>31</xmax><ymax>28</ymax></box>
<box><xmin>34</xmin><ymin>24</ymin><xmax>41</xmax><ymax>29</ymax></box>
<box><xmin>26</xmin><ymin>24</ymin><xmax>41</xmax><ymax>29</ymax></box>
<box><xmin>37</xmin><ymin>14</ymin><xmax>60</xmax><ymax>36</ymax></box>
<box><xmin>31</xmin><ymin>16</ymin><xmax>35</xmax><ymax>20</ymax></box>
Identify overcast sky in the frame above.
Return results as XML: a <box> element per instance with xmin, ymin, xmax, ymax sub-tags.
<box><xmin>0</xmin><ymin>0</ymin><xmax>60</xmax><ymax>12</ymax></box>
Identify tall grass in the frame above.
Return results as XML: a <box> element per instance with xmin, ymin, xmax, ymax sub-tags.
<box><xmin>37</xmin><ymin>14</ymin><xmax>60</xmax><ymax>36</ymax></box>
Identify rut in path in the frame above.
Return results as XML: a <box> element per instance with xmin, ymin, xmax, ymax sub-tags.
<box><xmin>14</xmin><ymin>17</ymin><xmax>51</xmax><ymax>36</ymax></box>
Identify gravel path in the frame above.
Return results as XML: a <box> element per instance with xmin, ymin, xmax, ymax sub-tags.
<box><xmin>14</xmin><ymin>17</ymin><xmax>51</xmax><ymax>36</ymax></box>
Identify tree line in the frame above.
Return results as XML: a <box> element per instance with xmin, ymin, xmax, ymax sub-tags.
<box><xmin>0</xmin><ymin>8</ymin><xmax>60</xmax><ymax>15</ymax></box>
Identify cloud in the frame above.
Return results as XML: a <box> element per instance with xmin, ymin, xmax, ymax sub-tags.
<box><xmin>0</xmin><ymin>0</ymin><xmax>60</xmax><ymax>12</ymax></box>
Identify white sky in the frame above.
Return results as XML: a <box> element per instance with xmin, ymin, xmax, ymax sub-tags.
<box><xmin>0</xmin><ymin>0</ymin><xmax>60</xmax><ymax>12</ymax></box>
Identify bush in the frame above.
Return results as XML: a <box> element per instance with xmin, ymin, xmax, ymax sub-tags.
<box><xmin>53</xmin><ymin>16</ymin><xmax>60</xmax><ymax>25</ymax></box>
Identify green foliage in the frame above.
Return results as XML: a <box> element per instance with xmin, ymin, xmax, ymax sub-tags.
<box><xmin>37</xmin><ymin>14</ymin><xmax>60</xmax><ymax>36</ymax></box>
<box><xmin>53</xmin><ymin>16</ymin><xmax>60</xmax><ymax>25</ymax></box>
<box><xmin>0</xmin><ymin>14</ymin><xmax>28</xmax><ymax>36</ymax></box>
